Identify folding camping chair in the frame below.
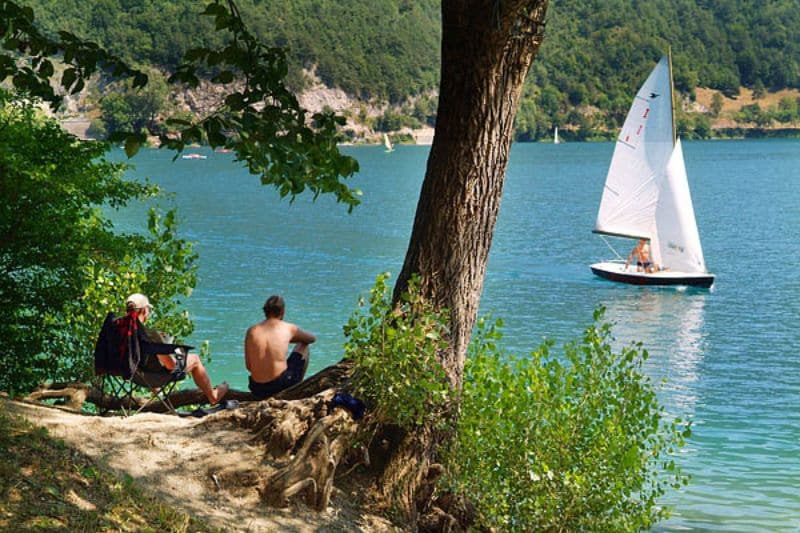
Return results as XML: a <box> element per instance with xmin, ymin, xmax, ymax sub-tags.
<box><xmin>94</xmin><ymin>312</ymin><xmax>192</xmax><ymax>415</ymax></box>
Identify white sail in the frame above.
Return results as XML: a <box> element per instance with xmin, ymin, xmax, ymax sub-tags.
<box><xmin>594</xmin><ymin>57</ymin><xmax>674</xmax><ymax>240</ymax></box>
<box><xmin>383</xmin><ymin>133</ymin><xmax>394</xmax><ymax>152</ymax></box>
<box><xmin>554</xmin><ymin>126</ymin><xmax>560</xmax><ymax>144</ymax></box>
<box><xmin>654</xmin><ymin>139</ymin><xmax>707</xmax><ymax>273</ymax></box>
<box><xmin>591</xmin><ymin>55</ymin><xmax>713</xmax><ymax>287</ymax></box>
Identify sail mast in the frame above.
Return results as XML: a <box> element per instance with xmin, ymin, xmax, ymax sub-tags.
<box><xmin>668</xmin><ymin>47</ymin><xmax>676</xmax><ymax>146</ymax></box>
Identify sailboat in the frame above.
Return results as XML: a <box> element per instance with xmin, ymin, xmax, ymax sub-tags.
<box><xmin>590</xmin><ymin>54</ymin><xmax>714</xmax><ymax>288</ymax></box>
<box><xmin>383</xmin><ymin>133</ymin><xmax>394</xmax><ymax>153</ymax></box>
<box><xmin>554</xmin><ymin>126</ymin><xmax>560</xmax><ymax>144</ymax></box>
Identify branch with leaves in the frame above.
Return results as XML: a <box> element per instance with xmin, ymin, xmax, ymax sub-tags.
<box><xmin>159</xmin><ymin>1</ymin><xmax>361</xmax><ymax>210</ymax></box>
<box><xmin>0</xmin><ymin>0</ymin><xmax>146</xmax><ymax>108</ymax></box>
<box><xmin>1</xmin><ymin>0</ymin><xmax>361</xmax><ymax>211</ymax></box>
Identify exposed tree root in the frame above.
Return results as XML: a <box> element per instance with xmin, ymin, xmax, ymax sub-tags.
<box><xmin>259</xmin><ymin>408</ymin><xmax>359</xmax><ymax>510</ymax></box>
<box><xmin>25</xmin><ymin>382</ymin><xmax>91</xmax><ymax>411</ymax></box>
<box><xmin>275</xmin><ymin>360</ymin><xmax>353</xmax><ymax>401</ymax></box>
<box><xmin>24</xmin><ymin>381</ymin><xmax>257</xmax><ymax>412</ymax></box>
<box><xmin>22</xmin><ymin>361</ymin><xmax>353</xmax><ymax>414</ymax></box>
<box><xmin>195</xmin><ymin>386</ymin><xmax>366</xmax><ymax>512</ymax></box>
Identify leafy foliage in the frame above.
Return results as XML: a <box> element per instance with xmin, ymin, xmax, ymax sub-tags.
<box><xmin>0</xmin><ymin>0</ymin><xmax>147</xmax><ymax>109</ymax></box>
<box><xmin>3</xmin><ymin>0</ymin><xmax>361</xmax><ymax>211</ymax></box>
<box><xmin>160</xmin><ymin>1</ymin><xmax>361</xmax><ymax>211</ymax></box>
<box><xmin>442</xmin><ymin>309</ymin><xmax>691</xmax><ymax>531</ymax></box>
<box><xmin>24</xmin><ymin>0</ymin><xmax>441</xmax><ymax>104</ymax></box>
<box><xmin>94</xmin><ymin>70</ymin><xmax>171</xmax><ymax>137</ymax></box>
<box><xmin>344</xmin><ymin>273</ymin><xmax>452</xmax><ymax>429</ymax></box>
<box><xmin>519</xmin><ymin>0</ymin><xmax>800</xmax><ymax>138</ymax></box>
<box><xmin>13</xmin><ymin>0</ymin><xmax>800</xmax><ymax>141</ymax></box>
<box><xmin>0</xmin><ymin>90</ymin><xmax>198</xmax><ymax>393</ymax></box>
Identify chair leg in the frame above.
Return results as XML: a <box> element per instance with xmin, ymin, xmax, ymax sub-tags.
<box><xmin>99</xmin><ymin>375</ymin><xmax>108</xmax><ymax>415</ymax></box>
<box><xmin>134</xmin><ymin>373</ymin><xmax>180</xmax><ymax>415</ymax></box>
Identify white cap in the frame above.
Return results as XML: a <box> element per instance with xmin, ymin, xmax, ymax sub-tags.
<box><xmin>126</xmin><ymin>293</ymin><xmax>153</xmax><ymax>311</ymax></box>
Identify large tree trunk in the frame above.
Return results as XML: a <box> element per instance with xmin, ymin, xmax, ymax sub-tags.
<box><xmin>395</xmin><ymin>0</ymin><xmax>548</xmax><ymax>386</ymax></box>
<box><xmin>387</xmin><ymin>0</ymin><xmax>549</xmax><ymax>523</ymax></box>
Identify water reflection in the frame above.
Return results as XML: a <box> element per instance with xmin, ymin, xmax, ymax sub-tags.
<box><xmin>601</xmin><ymin>289</ymin><xmax>707</xmax><ymax>415</ymax></box>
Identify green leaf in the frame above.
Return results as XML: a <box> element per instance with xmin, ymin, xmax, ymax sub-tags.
<box><xmin>212</xmin><ymin>70</ymin><xmax>234</xmax><ymax>84</ymax></box>
<box><xmin>124</xmin><ymin>134</ymin><xmax>143</xmax><ymax>158</ymax></box>
<box><xmin>61</xmin><ymin>68</ymin><xmax>77</xmax><ymax>91</ymax></box>
<box><xmin>224</xmin><ymin>93</ymin><xmax>246</xmax><ymax>111</ymax></box>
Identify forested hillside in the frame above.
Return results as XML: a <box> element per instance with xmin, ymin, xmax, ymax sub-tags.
<box><xmin>519</xmin><ymin>0</ymin><xmax>800</xmax><ymax>139</ymax></box>
<box><xmin>24</xmin><ymin>0</ymin><xmax>800</xmax><ymax>139</ymax></box>
<box><xmin>26</xmin><ymin>0</ymin><xmax>441</xmax><ymax>102</ymax></box>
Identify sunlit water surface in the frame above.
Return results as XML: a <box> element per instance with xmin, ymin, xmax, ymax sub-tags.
<box><xmin>113</xmin><ymin>139</ymin><xmax>800</xmax><ymax>531</ymax></box>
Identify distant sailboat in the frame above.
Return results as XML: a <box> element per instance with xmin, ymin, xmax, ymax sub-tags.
<box><xmin>181</xmin><ymin>153</ymin><xmax>207</xmax><ymax>160</ymax></box>
<box><xmin>383</xmin><ymin>133</ymin><xmax>394</xmax><ymax>153</ymax></box>
<box><xmin>554</xmin><ymin>126</ymin><xmax>560</xmax><ymax>144</ymax></box>
<box><xmin>590</xmin><ymin>54</ymin><xmax>714</xmax><ymax>288</ymax></box>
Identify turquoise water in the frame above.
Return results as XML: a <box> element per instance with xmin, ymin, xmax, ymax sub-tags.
<box><xmin>116</xmin><ymin>140</ymin><xmax>800</xmax><ymax>531</ymax></box>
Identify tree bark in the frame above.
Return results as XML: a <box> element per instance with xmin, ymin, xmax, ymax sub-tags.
<box><xmin>395</xmin><ymin>0</ymin><xmax>549</xmax><ymax>386</ymax></box>
<box><xmin>387</xmin><ymin>0</ymin><xmax>549</xmax><ymax>523</ymax></box>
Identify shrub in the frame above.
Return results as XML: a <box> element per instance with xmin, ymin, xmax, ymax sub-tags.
<box><xmin>0</xmin><ymin>90</ymin><xmax>198</xmax><ymax>393</ymax></box>
<box><xmin>344</xmin><ymin>273</ymin><xmax>452</xmax><ymax>429</ymax></box>
<box><xmin>442</xmin><ymin>309</ymin><xmax>690</xmax><ymax>531</ymax></box>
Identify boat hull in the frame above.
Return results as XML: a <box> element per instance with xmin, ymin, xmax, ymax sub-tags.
<box><xmin>590</xmin><ymin>262</ymin><xmax>714</xmax><ymax>288</ymax></box>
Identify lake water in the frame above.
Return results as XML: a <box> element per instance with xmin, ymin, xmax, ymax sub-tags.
<box><xmin>116</xmin><ymin>139</ymin><xmax>800</xmax><ymax>531</ymax></box>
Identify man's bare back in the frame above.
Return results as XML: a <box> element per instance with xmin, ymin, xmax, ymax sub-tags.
<box><xmin>245</xmin><ymin>295</ymin><xmax>316</xmax><ymax>400</ymax></box>
<box><xmin>245</xmin><ymin>318</ymin><xmax>315</xmax><ymax>383</ymax></box>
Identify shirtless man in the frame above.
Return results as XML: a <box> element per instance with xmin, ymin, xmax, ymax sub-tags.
<box><xmin>625</xmin><ymin>238</ymin><xmax>657</xmax><ymax>273</ymax></box>
<box><xmin>245</xmin><ymin>295</ymin><xmax>316</xmax><ymax>400</ymax></box>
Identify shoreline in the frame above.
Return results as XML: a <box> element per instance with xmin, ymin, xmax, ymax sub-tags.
<box><xmin>58</xmin><ymin>115</ymin><xmax>800</xmax><ymax>145</ymax></box>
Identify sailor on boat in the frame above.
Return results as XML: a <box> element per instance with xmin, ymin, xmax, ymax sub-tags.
<box><xmin>590</xmin><ymin>51</ymin><xmax>714</xmax><ymax>288</ymax></box>
<box><xmin>625</xmin><ymin>238</ymin><xmax>658</xmax><ymax>273</ymax></box>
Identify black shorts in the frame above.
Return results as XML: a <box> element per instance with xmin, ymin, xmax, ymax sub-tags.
<box><xmin>249</xmin><ymin>351</ymin><xmax>306</xmax><ymax>400</ymax></box>
<box><xmin>637</xmin><ymin>261</ymin><xmax>653</xmax><ymax>269</ymax></box>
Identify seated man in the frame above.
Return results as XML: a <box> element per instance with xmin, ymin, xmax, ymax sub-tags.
<box><xmin>245</xmin><ymin>295</ymin><xmax>316</xmax><ymax>400</ymax></box>
<box><xmin>625</xmin><ymin>238</ymin><xmax>658</xmax><ymax>273</ymax></box>
<box><xmin>126</xmin><ymin>293</ymin><xmax>228</xmax><ymax>404</ymax></box>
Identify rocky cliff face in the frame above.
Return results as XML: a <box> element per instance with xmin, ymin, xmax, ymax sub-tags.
<box><xmin>56</xmin><ymin>69</ymin><xmax>403</xmax><ymax>143</ymax></box>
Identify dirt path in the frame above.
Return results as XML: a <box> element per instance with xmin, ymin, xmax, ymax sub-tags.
<box><xmin>5</xmin><ymin>400</ymin><xmax>393</xmax><ymax>532</ymax></box>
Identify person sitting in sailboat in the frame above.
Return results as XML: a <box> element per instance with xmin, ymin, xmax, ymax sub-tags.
<box><xmin>625</xmin><ymin>238</ymin><xmax>659</xmax><ymax>273</ymax></box>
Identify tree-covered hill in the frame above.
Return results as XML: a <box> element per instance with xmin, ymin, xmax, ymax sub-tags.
<box><xmin>25</xmin><ymin>0</ymin><xmax>441</xmax><ymax>103</ymax></box>
<box><xmin>519</xmin><ymin>0</ymin><xmax>800</xmax><ymax>139</ymax></box>
<box><xmin>23</xmin><ymin>0</ymin><xmax>800</xmax><ymax>139</ymax></box>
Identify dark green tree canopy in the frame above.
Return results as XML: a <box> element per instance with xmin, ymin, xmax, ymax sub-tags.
<box><xmin>16</xmin><ymin>0</ymin><xmax>800</xmax><ymax>142</ymax></box>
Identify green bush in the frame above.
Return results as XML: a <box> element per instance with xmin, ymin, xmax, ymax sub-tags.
<box><xmin>0</xmin><ymin>90</ymin><xmax>198</xmax><ymax>393</ymax></box>
<box><xmin>442</xmin><ymin>309</ymin><xmax>690</xmax><ymax>531</ymax></box>
<box><xmin>96</xmin><ymin>72</ymin><xmax>171</xmax><ymax>137</ymax></box>
<box><xmin>344</xmin><ymin>273</ymin><xmax>452</xmax><ymax>429</ymax></box>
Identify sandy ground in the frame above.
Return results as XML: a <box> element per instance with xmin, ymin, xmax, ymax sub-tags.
<box><xmin>5</xmin><ymin>400</ymin><xmax>394</xmax><ymax>532</ymax></box>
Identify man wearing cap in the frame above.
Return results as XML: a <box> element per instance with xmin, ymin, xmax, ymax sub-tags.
<box><xmin>244</xmin><ymin>295</ymin><xmax>316</xmax><ymax>400</ymax></box>
<box><xmin>126</xmin><ymin>293</ymin><xmax>228</xmax><ymax>404</ymax></box>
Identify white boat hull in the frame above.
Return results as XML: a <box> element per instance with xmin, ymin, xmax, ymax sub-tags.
<box><xmin>591</xmin><ymin>262</ymin><xmax>714</xmax><ymax>288</ymax></box>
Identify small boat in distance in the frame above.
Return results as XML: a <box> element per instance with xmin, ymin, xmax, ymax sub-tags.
<box><xmin>181</xmin><ymin>153</ymin><xmax>207</xmax><ymax>160</ymax></box>
<box><xmin>383</xmin><ymin>133</ymin><xmax>394</xmax><ymax>153</ymax></box>
<box><xmin>590</xmin><ymin>53</ymin><xmax>714</xmax><ymax>288</ymax></box>
<box><xmin>554</xmin><ymin>126</ymin><xmax>560</xmax><ymax>144</ymax></box>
